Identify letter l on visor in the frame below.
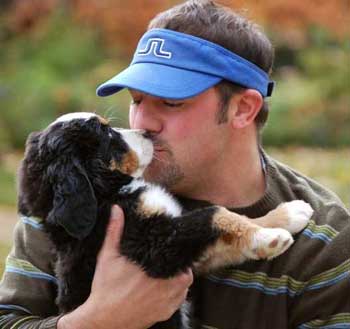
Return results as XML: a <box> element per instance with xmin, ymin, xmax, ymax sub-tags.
<box><xmin>96</xmin><ymin>29</ymin><xmax>275</xmax><ymax>99</ymax></box>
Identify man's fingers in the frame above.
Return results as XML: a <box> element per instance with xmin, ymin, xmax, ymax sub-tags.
<box><xmin>99</xmin><ymin>205</ymin><xmax>125</xmax><ymax>259</ymax></box>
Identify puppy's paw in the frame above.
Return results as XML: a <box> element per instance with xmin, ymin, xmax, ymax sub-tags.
<box><xmin>244</xmin><ymin>228</ymin><xmax>294</xmax><ymax>261</ymax></box>
<box><xmin>280</xmin><ymin>200</ymin><xmax>314</xmax><ymax>234</ymax></box>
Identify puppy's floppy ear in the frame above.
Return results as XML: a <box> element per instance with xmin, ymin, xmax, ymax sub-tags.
<box><xmin>47</xmin><ymin>158</ymin><xmax>97</xmax><ymax>240</ymax></box>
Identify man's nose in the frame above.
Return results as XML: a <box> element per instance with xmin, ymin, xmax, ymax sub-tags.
<box><xmin>129</xmin><ymin>100</ymin><xmax>162</xmax><ymax>134</ymax></box>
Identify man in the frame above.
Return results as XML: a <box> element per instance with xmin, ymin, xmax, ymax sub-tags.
<box><xmin>0</xmin><ymin>1</ymin><xmax>349</xmax><ymax>328</ymax></box>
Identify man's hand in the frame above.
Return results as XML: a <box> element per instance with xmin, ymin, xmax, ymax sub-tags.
<box><xmin>58</xmin><ymin>205</ymin><xmax>193</xmax><ymax>329</ymax></box>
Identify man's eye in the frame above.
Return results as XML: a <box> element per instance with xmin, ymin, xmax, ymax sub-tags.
<box><xmin>164</xmin><ymin>101</ymin><xmax>184</xmax><ymax>108</ymax></box>
<box><xmin>131</xmin><ymin>99</ymin><xmax>141</xmax><ymax>105</ymax></box>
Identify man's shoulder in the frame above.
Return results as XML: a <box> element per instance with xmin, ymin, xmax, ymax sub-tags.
<box><xmin>265</xmin><ymin>153</ymin><xmax>349</xmax><ymax>225</ymax></box>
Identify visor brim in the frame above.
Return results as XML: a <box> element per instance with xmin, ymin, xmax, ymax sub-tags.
<box><xmin>96</xmin><ymin>62</ymin><xmax>222</xmax><ymax>100</ymax></box>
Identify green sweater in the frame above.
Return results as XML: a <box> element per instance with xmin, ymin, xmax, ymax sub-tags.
<box><xmin>0</xmin><ymin>154</ymin><xmax>349</xmax><ymax>329</ymax></box>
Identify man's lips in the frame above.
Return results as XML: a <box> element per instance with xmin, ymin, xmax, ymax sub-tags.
<box><xmin>153</xmin><ymin>144</ymin><xmax>168</xmax><ymax>152</ymax></box>
<box><xmin>150</xmin><ymin>138</ymin><xmax>170</xmax><ymax>154</ymax></box>
<box><xmin>153</xmin><ymin>147</ymin><xmax>170</xmax><ymax>159</ymax></box>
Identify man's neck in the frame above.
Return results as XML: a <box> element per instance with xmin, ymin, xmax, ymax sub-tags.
<box><xmin>175</xmin><ymin>140</ymin><xmax>266</xmax><ymax>209</ymax></box>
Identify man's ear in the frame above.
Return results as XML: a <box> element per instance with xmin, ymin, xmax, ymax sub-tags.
<box><xmin>47</xmin><ymin>159</ymin><xmax>97</xmax><ymax>240</ymax></box>
<box><xmin>229</xmin><ymin>89</ymin><xmax>263</xmax><ymax>129</ymax></box>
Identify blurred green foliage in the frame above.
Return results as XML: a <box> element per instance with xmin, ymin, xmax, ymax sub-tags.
<box><xmin>0</xmin><ymin>165</ymin><xmax>16</xmax><ymax>205</ymax></box>
<box><xmin>0</xmin><ymin>242</ymin><xmax>11</xmax><ymax>276</ymax></box>
<box><xmin>0</xmin><ymin>8</ymin><xmax>349</xmax><ymax>152</ymax></box>
<box><xmin>0</xmin><ymin>11</ymin><xmax>131</xmax><ymax>152</ymax></box>
<box><xmin>264</xmin><ymin>31</ymin><xmax>350</xmax><ymax>146</ymax></box>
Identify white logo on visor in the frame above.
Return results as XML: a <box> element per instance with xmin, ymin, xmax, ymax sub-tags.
<box><xmin>137</xmin><ymin>38</ymin><xmax>172</xmax><ymax>59</ymax></box>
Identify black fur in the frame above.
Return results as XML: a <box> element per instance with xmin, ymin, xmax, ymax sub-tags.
<box><xmin>18</xmin><ymin>116</ymin><xmax>223</xmax><ymax>329</ymax></box>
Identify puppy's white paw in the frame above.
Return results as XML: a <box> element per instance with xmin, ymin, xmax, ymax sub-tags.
<box><xmin>281</xmin><ymin>200</ymin><xmax>314</xmax><ymax>234</ymax></box>
<box><xmin>245</xmin><ymin>228</ymin><xmax>294</xmax><ymax>261</ymax></box>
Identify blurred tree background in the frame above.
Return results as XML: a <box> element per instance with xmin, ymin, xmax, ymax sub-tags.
<box><xmin>0</xmin><ymin>0</ymin><xmax>349</xmax><ymax>207</ymax></box>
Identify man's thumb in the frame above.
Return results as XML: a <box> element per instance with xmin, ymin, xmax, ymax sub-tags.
<box><xmin>101</xmin><ymin>205</ymin><xmax>125</xmax><ymax>257</ymax></box>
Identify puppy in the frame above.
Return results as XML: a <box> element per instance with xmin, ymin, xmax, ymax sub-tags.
<box><xmin>18</xmin><ymin>112</ymin><xmax>313</xmax><ymax>329</ymax></box>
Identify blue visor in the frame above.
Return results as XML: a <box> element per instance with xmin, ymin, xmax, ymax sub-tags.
<box><xmin>97</xmin><ymin>28</ymin><xmax>274</xmax><ymax>99</ymax></box>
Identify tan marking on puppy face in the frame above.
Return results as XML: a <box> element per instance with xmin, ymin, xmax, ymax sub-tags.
<box><xmin>96</xmin><ymin>115</ymin><xmax>109</xmax><ymax>126</ymax></box>
<box><xmin>110</xmin><ymin>150</ymin><xmax>139</xmax><ymax>175</ymax></box>
<box><xmin>109</xmin><ymin>160</ymin><xmax>118</xmax><ymax>171</ymax></box>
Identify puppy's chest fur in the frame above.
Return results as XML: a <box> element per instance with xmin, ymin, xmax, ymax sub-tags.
<box><xmin>121</xmin><ymin>179</ymin><xmax>183</xmax><ymax>218</ymax></box>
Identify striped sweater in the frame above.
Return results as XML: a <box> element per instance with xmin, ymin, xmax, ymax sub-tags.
<box><xmin>0</xmin><ymin>154</ymin><xmax>349</xmax><ymax>328</ymax></box>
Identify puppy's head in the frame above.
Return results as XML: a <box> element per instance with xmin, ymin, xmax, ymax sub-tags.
<box><xmin>18</xmin><ymin>112</ymin><xmax>153</xmax><ymax>240</ymax></box>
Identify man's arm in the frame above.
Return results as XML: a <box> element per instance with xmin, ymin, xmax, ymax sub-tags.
<box><xmin>0</xmin><ymin>206</ymin><xmax>193</xmax><ymax>329</ymax></box>
<box><xmin>0</xmin><ymin>214</ymin><xmax>60</xmax><ymax>327</ymax></box>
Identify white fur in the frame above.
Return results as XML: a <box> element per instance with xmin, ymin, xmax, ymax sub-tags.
<box><xmin>51</xmin><ymin>112</ymin><xmax>97</xmax><ymax>126</ymax></box>
<box><xmin>140</xmin><ymin>184</ymin><xmax>182</xmax><ymax>217</ymax></box>
<box><xmin>115</xmin><ymin>129</ymin><xmax>154</xmax><ymax>178</ymax></box>
<box><xmin>121</xmin><ymin>179</ymin><xmax>182</xmax><ymax>218</ymax></box>
<box><xmin>282</xmin><ymin>200</ymin><xmax>314</xmax><ymax>234</ymax></box>
<box><xmin>244</xmin><ymin>228</ymin><xmax>293</xmax><ymax>261</ymax></box>
<box><xmin>121</xmin><ymin>178</ymin><xmax>149</xmax><ymax>194</ymax></box>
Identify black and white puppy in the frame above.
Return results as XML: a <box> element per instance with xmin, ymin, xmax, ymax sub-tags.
<box><xmin>18</xmin><ymin>112</ymin><xmax>313</xmax><ymax>329</ymax></box>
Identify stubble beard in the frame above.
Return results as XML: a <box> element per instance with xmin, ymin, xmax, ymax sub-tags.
<box><xmin>144</xmin><ymin>155</ymin><xmax>184</xmax><ymax>189</ymax></box>
<box><xmin>143</xmin><ymin>139</ymin><xmax>185</xmax><ymax>190</ymax></box>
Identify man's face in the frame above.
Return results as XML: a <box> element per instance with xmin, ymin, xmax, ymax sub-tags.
<box><xmin>128</xmin><ymin>87</ymin><xmax>232</xmax><ymax>195</ymax></box>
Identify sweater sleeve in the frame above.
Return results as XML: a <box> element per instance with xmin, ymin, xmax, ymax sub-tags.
<box><xmin>0</xmin><ymin>310</ymin><xmax>61</xmax><ymax>329</ymax></box>
<box><xmin>0</xmin><ymin>216</ymin><xmax>61</xmax><ymax>328</ymax></box>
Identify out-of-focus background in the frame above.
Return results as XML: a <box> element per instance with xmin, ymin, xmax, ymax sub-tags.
<box><xmin>0</xmin><ymin>0</ymin><xmax>349</xmax><ymax>274</ymax></box>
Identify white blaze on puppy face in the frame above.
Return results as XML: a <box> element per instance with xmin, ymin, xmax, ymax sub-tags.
<box><xmin>50</xmin><ymin>112</ymin><xmax>98</xmax><ymax>126</ymax></box>
<box><xmin>115</xmin><ymin>129</ymin><xmax>154</xmax><ymax>178</ymax></box>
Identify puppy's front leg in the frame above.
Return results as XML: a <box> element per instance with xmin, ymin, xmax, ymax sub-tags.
<box><xmin>251</xmin><ymin>200</ymin><xmax>313</xmax><ymax>234</ymax></box>
<box><xmin>193</xmin><ymin>207</ymin><xmax>294</xmax><ymax>273</ymax></box>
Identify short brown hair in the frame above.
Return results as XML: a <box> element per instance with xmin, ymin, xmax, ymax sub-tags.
<box><xmin>148</xmin><ymin>0</ymin><xmax>274</xmax><ymax>130</ymax></box>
